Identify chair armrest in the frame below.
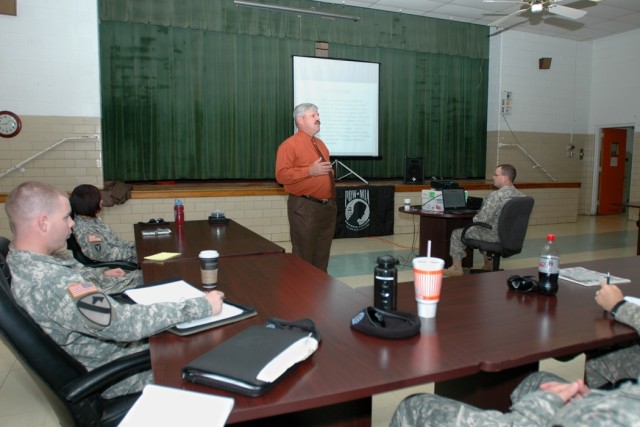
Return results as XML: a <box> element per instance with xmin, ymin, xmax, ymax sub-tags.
<box><xmin>461</xmin><ymin>221</ymin><xmax>492</xmax><ymax>245</ymax></box>
<box><xmin>61</xmin><ymin>350</ymin><xmax>151</xmax><ymax>403</ymax></box>
<box><xmin>86</xmin><ymin>261</ymin><xmax>140</xmax><ymax>271</ymax></box>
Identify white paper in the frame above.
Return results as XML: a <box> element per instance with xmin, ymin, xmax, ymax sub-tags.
<box><xmin>559</xmin><ymin>267</ymin><xmax>630</xmax><ymax>287</ymax></box>
<box><xmin>124</xmin><ymin>280</ymin><xmax>243</xmax><ymax>329</ymax></box>
<box><xmin>118</xmin><ymin>384</ymin><xmax>234</xmax><ymax>427</ymax></box>
<box><xmin>625</xmin><ymin>296</ymin><xmax>640</xmax><ymax>306</ymax></box>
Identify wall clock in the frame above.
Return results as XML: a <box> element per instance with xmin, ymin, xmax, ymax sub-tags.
<box><xmin>0</xmin><ymin>111</ymin><xmax>22</xmax><ymax>138</ymax></box>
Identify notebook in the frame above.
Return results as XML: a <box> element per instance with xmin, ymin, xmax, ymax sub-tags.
<box><xmin>441</xmin><ymin>188</ymin><xmax>478</xmax><ymax>214</ymax></box>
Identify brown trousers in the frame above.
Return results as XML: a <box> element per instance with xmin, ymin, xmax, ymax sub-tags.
<box><xmin>287</xmin><ymin>195</ymin><xmax>337</xmax><ymax>272</ymax></box>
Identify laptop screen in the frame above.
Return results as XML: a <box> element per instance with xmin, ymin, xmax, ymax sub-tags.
<box><xmin>442</xmin><ymin>189</ymin><xmax>467</xmax><ymax>210</ymax></box>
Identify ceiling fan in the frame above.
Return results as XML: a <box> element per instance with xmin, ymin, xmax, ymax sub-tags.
<box><xmin>484</xmin><ymin>0</ymin><xmax>598</xmax><ymax>28</ymax></box>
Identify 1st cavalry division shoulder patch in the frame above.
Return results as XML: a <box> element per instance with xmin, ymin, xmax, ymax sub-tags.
<box><xmin>77</xmin><ymin>293</ymin><xmax>112</xmax><ymax>327</ymax></box>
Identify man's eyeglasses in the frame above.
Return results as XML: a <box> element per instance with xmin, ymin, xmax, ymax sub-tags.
<box><xmin>148</xmin><ymin>218</ymin><xmax>165</xmax><ymax>224</ymax></box>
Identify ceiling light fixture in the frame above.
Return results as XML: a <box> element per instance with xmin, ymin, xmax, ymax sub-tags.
<box><xmin>233</xmin><ymin>0</ymin><xmax>361</xmax><ymax>22</ymax></box>
<box><xmin>531</xmin><ymin>3</ymin><xmax>544</xmax><ymax>13</ymax></box>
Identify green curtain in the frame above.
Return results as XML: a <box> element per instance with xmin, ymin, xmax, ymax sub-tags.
<box><xmin>99</xmin><ymin>0</ymin><xmax>489</xmax><ymax>181</ymax></box>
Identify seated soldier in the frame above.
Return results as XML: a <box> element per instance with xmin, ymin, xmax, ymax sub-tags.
<box><xmin>70</xmin><ymin>184</ymin><xmax>137</xmax><ymax>263</ymax></box>
<box><xmin>5</xmin><ymin>181</ymin><xmax>224</xmax><ymax>398</ymax></box>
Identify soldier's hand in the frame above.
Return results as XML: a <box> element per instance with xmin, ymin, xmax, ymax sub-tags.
<box><xmin>595</xmin><ymin>282</ymin><xmax>624</xmax><ymax>312</ymax></box>
<box><xmin>204</xmin><ymin>290</ymin><xmax>225</xmax><ymax>315</ymax></box>
<box><xmin>103</xmin><ymin>268</ymin><xmax>125</xmax><ymax>277</ymax></box>
<box><xmin>540</xmin><ymin>380</ymin><xmax>590</xmax><ymax>404</ymax></box>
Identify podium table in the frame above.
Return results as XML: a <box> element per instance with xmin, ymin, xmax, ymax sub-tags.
<box><xmin>400</xmin><ymin>208</ymin><xmax>475</xmax><ymax>268</ymax></box>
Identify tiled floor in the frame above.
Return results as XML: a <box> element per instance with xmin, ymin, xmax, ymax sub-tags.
<box><xmin>0</xmin><ymin>214</ymin><xmax>636</xmax><ymax>426</ymax></box>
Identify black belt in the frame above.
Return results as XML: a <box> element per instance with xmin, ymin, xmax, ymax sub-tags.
<box><xmin>302</xmin><ymin>195</ymin><xmax>330</xmax><ymax>205</ymax></box>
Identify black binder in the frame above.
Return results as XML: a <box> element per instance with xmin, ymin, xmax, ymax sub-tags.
<box><xmin>182</xmin><ymin>325</ymin><xmax>318</xmax><ymax>396</ymax></box>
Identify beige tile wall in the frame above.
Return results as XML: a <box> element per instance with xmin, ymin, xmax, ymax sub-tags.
<box><xmin>0</xmin><ymin>188</ymin><xmax>579</xmax><ymax>243</ymax></box>
<box><xmin>0</xmin><ymin>115</ymin><xmax>103</xmax><ymax>195</ymax></box>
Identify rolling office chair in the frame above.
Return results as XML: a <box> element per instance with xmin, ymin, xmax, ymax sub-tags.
<box><xmin>0</xmin><ymin>236</ymin><xmax>10</xmax><ymax>283</ymax></box>
<box><xmin>67</xmin><ymin>234</ymin><xmax>139</xmax><ymax>271</ymax></box>
<box><xmin>461</xmin><ymin>196</ymin><xmax>535</xmax><ymax>272</ymax></box>
<box><xmin>0</xmin><ymin>253</ymin><xmax>150</xmax><ymax>426</ymax></box>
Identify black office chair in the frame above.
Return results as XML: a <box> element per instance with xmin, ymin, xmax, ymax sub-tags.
<box><xmin>67</xmin><ymin>234</ymin><xmax>139</xmax><ymax>271</ymax></box>
<box><xmin>0</xmin><ymin>253</ymin><xmax>150</xmax><ymax>426</ymax></box>
<box><xmin>461</xmin><ymin>196</ymin><xmax>535</xmax><ymax>272</ymax></box>
<box><xmin>0</xmin><ymin>236</ymin><xmax>10</xmax><ymax>283</ymax></box>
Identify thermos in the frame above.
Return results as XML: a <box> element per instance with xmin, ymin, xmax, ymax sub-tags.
<box><xmin>174</xmin><ymin>199</ymin><xmax>184</xmax><ymax>226</ymax></box>
<box><xmin>374</xmin><ymin>254</ymin><xmax>398</xmax><ymax>311</ymax></box>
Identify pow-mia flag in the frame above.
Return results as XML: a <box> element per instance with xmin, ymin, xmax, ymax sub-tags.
<box><xmin>334</xmin><ymin>185</ymin><xmax>394</xmax><ymax>238</ymax></box>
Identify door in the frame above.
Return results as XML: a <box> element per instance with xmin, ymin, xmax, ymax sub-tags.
<box><xmin>598</xmin><ymin>128</ymin><xmax>627</xmax><ymax>214</ymax></box>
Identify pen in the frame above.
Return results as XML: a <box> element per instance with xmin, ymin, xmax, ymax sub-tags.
<box><xmin>607</xmin><ymin>272</ymin><xmax>611</xmax><ymax>285</ymax></box>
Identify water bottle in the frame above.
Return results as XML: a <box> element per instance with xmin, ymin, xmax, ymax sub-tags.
<box><xmin>538</xmin><ymin>234</ymin><xmax>559</xmax><ymax>295</ymax></box>
<box><xmin>374</xmin><ymin>255</ymin><xmax>398</xmax><ymax>311</ymax></box>
<box><xmin>174</xmin><ymin>199</ymin><xmax>185</xmax><ymax>226</ymax></box>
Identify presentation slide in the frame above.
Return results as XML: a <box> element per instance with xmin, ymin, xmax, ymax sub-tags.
<box><xmin>293</xmin><ymin>56</ymin><xmax>380</xmax><ymax>157</ymax></box>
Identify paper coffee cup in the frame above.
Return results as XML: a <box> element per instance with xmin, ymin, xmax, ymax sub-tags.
<box><xmin>199</xmin><ymin>250</ymin><xmax>219</xmax><ymax>288</ymax></box>
<box><xmin>412</xmin><ymin>257</ymin><xmax>444</xmax><ymax>317</ymax></box>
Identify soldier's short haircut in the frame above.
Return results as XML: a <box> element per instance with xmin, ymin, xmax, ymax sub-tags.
<box><xmin>5</xmin><ymin>181</ymin><xmax>68</xmax><ymax>232</ymax></box>
<box><xmin>497</xmin><ymin>164</ymin><xmax>517</xmax><ymax>183</ymax></box>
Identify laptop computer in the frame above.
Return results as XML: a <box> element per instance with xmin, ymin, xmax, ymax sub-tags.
<box><xmin>441</xmin><ymin>188</ymin><xmax>479</xmax><ymax>214</ymax></box>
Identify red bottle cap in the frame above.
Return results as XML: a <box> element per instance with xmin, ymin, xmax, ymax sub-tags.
<box><xmin>547</xmin><ymin>234</ymin><xmax>555</xmax><ymax>241</ymax></box>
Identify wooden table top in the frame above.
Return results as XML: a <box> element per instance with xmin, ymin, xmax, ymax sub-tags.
<box><xmin>133</xmin><ymin>219</ymin><xmax>284</xmax><ymax>263</ymax></box>
<box><xmin>146</xmin><ymin>255</ymin><xmax>639</xmax><ymax>424</ymax></box>
<box><xmin>144</xmin><ymin>254</ymin><xmax>477</xmax><ymax>424</ymax></box>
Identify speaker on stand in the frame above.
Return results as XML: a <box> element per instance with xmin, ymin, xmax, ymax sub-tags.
<box><xmin>404</xmin><ymin>156</ymin><xmax>424</xmax><ymax>184</ymax></box>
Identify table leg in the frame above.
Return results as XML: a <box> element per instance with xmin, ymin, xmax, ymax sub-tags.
<box><xmin>419</xmin><ymin>216</ymin><xmax>473</xmax><ymax>268</ymax></box>
<box><xmin>434</xmin><ymin>363</ymin><xmax>538</xmax><ymax>411</ymax></box>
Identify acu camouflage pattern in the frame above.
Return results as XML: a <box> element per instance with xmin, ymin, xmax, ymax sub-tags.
<box><xmin>586</xmin><ymin>301</ymin><xmax>640</xmax><ymax>388</ymax></box>
<box><xmin>73</xmin><ymin>216</ymin><xmax>137</xmax><ymax>263</ymax></box>
<box><xmin>391</xmin><ymin>371</ymin><xmax>640</xmax><ymax>427</ymax></box>
<box><xmin>449</xmin><ymin>185</ymin><xmax>525</xmax><ymax>260</ymax></box>
<box><xmin>7</xmin><ymin>249</ymin><xmax>212</xmax><ymax>398</ymax></box>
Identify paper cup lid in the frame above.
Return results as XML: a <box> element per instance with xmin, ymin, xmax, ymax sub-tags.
<box><xmin>199</xmin><ymin>250</ymin><xmax>219</xmax><ymax>258</ymax></box>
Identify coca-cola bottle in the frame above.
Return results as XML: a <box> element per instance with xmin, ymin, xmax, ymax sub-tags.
<box><xmin>538</xmin><ymin>234</ymin><xmax>559</xmax><ymax>295</ymax></box>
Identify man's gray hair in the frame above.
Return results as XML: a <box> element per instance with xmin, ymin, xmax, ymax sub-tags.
<box><xmin>293</xmin><ymin>103</ymin><xmax>318</xmax><ymax>121</ymax></box>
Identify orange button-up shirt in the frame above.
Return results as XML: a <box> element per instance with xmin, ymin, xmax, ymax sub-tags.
<box><xmin>275</xmin><ymin>130</ymin><xmax>334</xmax><ymax>199</ymax></box>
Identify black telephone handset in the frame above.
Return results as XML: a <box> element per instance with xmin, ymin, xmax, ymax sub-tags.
<box><xmin>208</xmin><ymin>210</ymin><xmax>229</xmax><ymax>224</ymax></box>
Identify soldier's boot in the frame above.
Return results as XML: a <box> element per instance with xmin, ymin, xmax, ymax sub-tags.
<box><xmin>482</xmin><ymin>253</ymin><xmax>494</xmax><ymax>271</ymax></box>
<box><xmin>443</xmin><ymin>259</ymin><xmax>463</xmax><ymax>277</ymax></box>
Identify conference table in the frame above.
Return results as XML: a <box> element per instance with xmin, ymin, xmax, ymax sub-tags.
<box><xmin>399</xmin><ymin>207</ymin><xmax>475</xmax><ymax>268</ymax></box>
<box><xmin>144</xmin><ymin>254</ymin><xmax>639</xmax><ymax>425</ymax></box>
<box><xmin>133</xmin><ymin>219</ymin><xmax>284</xmax><ymax>263</ymax></box>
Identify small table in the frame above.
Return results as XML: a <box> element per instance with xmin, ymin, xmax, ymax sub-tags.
<box><xmin>399</xmin><ymin>207</ymin><xmax>474</xmax><ymax>268</ymax></box>
<box><xmin>133</xmin><ymin>219</ymin><xmax>284</xmax><ymax>263</ymax></box>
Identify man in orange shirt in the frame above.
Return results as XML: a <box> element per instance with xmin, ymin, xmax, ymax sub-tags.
<box><xmin>275</xmin><ymin>103</ymin><xmax>337</xmax><ymax>272</ymax></box>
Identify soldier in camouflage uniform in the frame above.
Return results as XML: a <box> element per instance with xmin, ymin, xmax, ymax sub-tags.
<box><xmin>588</xmin><ymin>281</ymin><xmax>640</xmax><ymax>388</ymax></box>
<box><xmin>444</xmin><ymin>164</ymin><xmax>525</xmax><ymax>276</ymax></box>
<box><xmin>70</xmin><ymin>184</ymin><xmax>137</xmax><ymax>263</ymax></box>
<box><xmin>5</xmin><ymin>181</ymin><xmax>224</xmax><ymax>398</ymax></box>
<box><xmin>391</xmin><ymin>371</ymin><xmax>640</xmax><ymax>426</ymax></box>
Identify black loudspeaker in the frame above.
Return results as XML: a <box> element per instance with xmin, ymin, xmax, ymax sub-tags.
<box><xmin>404</xmin><ymin>156</ymin><xmax>424</xmax><ymax>184</ymax></box>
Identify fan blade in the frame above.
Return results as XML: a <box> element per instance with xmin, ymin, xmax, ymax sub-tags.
<box><xmin>488</xmin><ymin>7</ymin><xmax>528</xmax><ymax>27</ymax></box>
<box><xmin>547</xmin><ymin>4</ymin><xmax>587</xmax><ymax>20</ymax></box>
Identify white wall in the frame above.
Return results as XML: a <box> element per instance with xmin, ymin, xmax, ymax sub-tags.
<box><xmin>0</xmin><ymin>0</ymin><xmax>100</xmax><ymax>117</ymax></box>
<box><xmin>590</xmin><ymin>28</ymin><xmax>640</xmax><ymax>128</ymax></box>
<box><xmin>488</xmin><ymin>30</ymin><xmax>592</xmax><ymax>135</ymax></box>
